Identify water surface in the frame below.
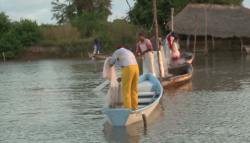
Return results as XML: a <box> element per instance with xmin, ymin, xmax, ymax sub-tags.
<box><xmin>0</xmin><ymin>52</ymin><xmax>250</xmax><ymax>143</ymax></box>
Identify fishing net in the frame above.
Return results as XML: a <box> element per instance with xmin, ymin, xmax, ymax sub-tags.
<box><xmin>103</xmin><ymin>57</ymin><xmax>123</xmax><ymax>108</ymax></box>
<box><xmin>159</xmin><ymin>45</ymin><xmax>169</xmax><ymax>77</ymax></box>
<box><xmin>153</xmin><ymin>51</ymin><xmax>165</xmax><ymax>78</ymax></box>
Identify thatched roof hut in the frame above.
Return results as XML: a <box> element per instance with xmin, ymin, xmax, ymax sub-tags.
<box><xmin>166</xmin><ymin>4</ymin><xmax>250</xmax><ymax>38</ymax></box>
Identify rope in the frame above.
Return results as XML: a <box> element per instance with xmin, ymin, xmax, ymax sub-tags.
<box><xmin>126</xmin><ymin>0</ymin><xmax>155</xmax><ymax>33</ymax></box>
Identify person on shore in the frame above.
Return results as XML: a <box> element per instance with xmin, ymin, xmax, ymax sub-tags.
<box><xmin>93</xmin><ymin>37</ymin><xmax>100</xmax><ymax>55</ymax></box>
<box><xmin>110</xmin><ymin>46</ymin><xmax>139</xmax><ymax>110</ymax></box>
<box><xmin>136</xmin><ymin>33</ymin><xmax>156</xmax><ymax>76</ymax></box>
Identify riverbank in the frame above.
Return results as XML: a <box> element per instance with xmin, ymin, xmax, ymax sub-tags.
<box><xmin>1</xmin><ymin>38</ymin><xmax>248</xmax><ymax>61</ymax></box>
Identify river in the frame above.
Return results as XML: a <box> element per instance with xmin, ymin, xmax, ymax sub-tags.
<box><xmin>0</xmin><ymin>52</ymin><xmax>249</xmax><ymax>143</ymax></box>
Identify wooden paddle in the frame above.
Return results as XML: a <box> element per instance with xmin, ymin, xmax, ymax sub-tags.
<box><xmin>92</xmin><ymin>80</ymin><xmax>110</xmax><ymax>92</ymax></box>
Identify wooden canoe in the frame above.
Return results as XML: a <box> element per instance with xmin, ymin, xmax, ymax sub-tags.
<box><xmin>162</xmin><ymin>63</ymin><xmax>193</xmax><ymax>87</ymax></box>
<box><xmin>245</xmin><ymin>45</ymin><xmax>250</xmax><ymax>54</ymax></box>
<box><xmin>181</xmin><ymin>52</ymin><xmax>194</xmax><ymax>64</ymax></box>
<box><xmin>102</xmin><ymin>73</ymin><xmax>163</xmax><ymax>126</ymax></box>
<box><xmin>87</xmin><ymin>52</ymin><xmax>110</xmax><ymax>60</ymax></box>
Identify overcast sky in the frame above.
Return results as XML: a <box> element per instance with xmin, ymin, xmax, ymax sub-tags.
<box><xmin>0</xmin><ymin>0</ymin><xmax>249</xmax><ymax>25</ymax></box>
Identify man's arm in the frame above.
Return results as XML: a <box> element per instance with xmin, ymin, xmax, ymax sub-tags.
<box><xmin>110</xmin><ymin>52</ymin><xmax>117</xmax><ymax>67</ymax></box>
<box><xmin>141</xmin><ymin>48</ymin><xmax>151</xmax><ymax>55</ymax></box>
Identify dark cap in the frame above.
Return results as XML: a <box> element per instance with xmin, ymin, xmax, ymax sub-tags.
<box><xmin>170</xmin><ymin>32</ymin><xmax>175</xmax><ymax>37</ymax></box>
<box><xmin>138</xmin><ymin>33</ymin><xmax>144</xmax><ymax>37</ymax></box>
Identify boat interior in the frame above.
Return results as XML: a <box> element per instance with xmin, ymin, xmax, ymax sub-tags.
<box><xmin>137</xmin><ymin>80</ymin><xmax>160</xmax><ymax>109</ymax></box>
<box><xmin>181</xmin><ymin>52</ymin><xmax>193</xmax><ymax>60</ymax></box>
<box><xmin>112</xmin><ymin>75</ymin><xmax>161</xmax><ymax>109</ymax></box>
<box><xmin>168</xmin><ymin>63</ymin><xmax>190</xmax><ymax>77</ymax></box>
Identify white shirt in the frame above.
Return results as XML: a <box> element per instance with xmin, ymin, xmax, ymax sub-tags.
<box><xmin>110</xmin><ymin>48</ymin><xmax>138</xmax><ymax>68</ymax></box>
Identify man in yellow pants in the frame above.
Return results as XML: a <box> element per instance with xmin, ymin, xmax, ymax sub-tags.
<box><xmin>110</xmin><ymin>46</ymin><xmax>139</xmax><ymax>110</ymax></box>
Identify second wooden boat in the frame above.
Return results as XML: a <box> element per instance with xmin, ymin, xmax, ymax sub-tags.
<box><xmin>181</xmin><ymin>52</ymin><xmax>194</xmax><ymax>64</ymax></box>
<box><xmin>87</xmin><ymin>52</ymin><xmax>110</xmax><ymax>60</ymax></box>
<box><xmin>162</xmin><ymin>63</ymin><xmax>193</xmax><ymax>87</ymax></box>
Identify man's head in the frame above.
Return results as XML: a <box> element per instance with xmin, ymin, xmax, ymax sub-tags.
<box><xmin>138</xmin><ymin>33</ymin><xmax>145</xmax><ymax>41</ymax></box>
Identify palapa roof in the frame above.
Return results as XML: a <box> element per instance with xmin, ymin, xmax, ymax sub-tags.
<box><xmin>166</xmin><ymin>4</ymin><xmax>250</xmax><ymax>38</ymax></box>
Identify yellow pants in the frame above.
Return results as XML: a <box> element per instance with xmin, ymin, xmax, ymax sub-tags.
<box><xmin>122</xmin><ymin>65</ymin><xmax>139</xmax><ymax>110</ymax></box>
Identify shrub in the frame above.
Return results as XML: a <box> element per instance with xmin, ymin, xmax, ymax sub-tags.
<box><xmin>0</xmin><ymin>30</ymin><xmax>23</xmax><ymax>57</ymax></box>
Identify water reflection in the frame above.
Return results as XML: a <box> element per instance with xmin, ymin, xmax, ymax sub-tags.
<box><xmin>165</xmin><ymin>81</ymin><xmax>193</xmax><ymax>95</ymax></box>
<box><xmin>246</xmin><ymin>54</ymin><xmax>250</xmax><ymax>62</ymax></box>
<box><xmin>103</xmin><ymin>105</ymin><xmax>163</xmax><ymax>143</ymax></box>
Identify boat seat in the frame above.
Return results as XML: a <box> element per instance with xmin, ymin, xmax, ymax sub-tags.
<box><xmin>138</xmin><ymin>92</ymin><xmax>155</xmax><ymax>97</ymax></box>
<box><xmin>138</xmin><ymin>90</ymin><xmax>157</xmax><ymax>104</ymax></box>
<box><xmin>138</xmin><ymin>81</ymin><xmax>155</xmax><ymax>92</ymax></box>
<box><xmin>138</xmin><ymin>98</ymin><xmax>152</xmax><ymax>103</ymax></box>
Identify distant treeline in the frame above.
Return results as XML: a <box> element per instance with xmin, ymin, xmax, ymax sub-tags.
<box><xmin>0</xmin><ymin>0</ymin><xmax>243</xmax><ymax>58</ymax></box>
<box><xmin>0</xmin><ymin>12</ymin><xmax>162</xmax><ymax>58</ymax></box>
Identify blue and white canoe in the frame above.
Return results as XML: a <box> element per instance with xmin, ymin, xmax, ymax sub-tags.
<box><xmin>102</xmin><ymin>73</ymin><xmax>163</xmax><ymax>126</ymax></box>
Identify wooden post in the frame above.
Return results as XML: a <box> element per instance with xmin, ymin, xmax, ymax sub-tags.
<box><xmin>204</xmin><ymin>6</ymin><xmax>208</xmax><ymax>56</ymax></box>
<box><xmin>240</xmin><ymin>38</ymin><xmax>244</xmax><ymax>53</ymax></box>
<box><xmin>171</xmin><ymin>8</ymin><xmax>174</xmax><ymax>31</ymax></box>
<box><xmin>2</xmin><ymin>52</ymin><xmax>5</xmax><ymax>62</ymax></box>
<box><xmin>194</xmin><ymin>16</ymin><xmax>197</xmax><ymax>61</ymax></box>
<box><xmin>153</xmin><ymin>0</ymin><xmax>162</xmax><ymax>84</ymax></box>
<box><xmin>187</xmin><ymin>35</ymin><xmax>190</xmax><ymax>51</ymax></box>
<box><xmin>142</xmin><ymin>114</ymin><xmax>147</xmax><ymax>127</ymax></box>
<box><xmin>212</xmin><ymin>36</ymin><xmax>215</xmax><ymax>50</ymax></box>
<box><xmin>80</xmin><ymin>53</ymin><xmax>83</xmax><ymax>59</ymax></box>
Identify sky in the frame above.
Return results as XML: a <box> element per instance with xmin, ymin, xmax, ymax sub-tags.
<box><xmin>0</xmin><ymin>0</ymin><xmax>249</xmax><ymax>25</ymax></box>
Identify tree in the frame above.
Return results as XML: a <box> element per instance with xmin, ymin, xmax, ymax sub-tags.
<box><xmin>0</xmin><ymin>12</ymin><xmax>11</xmax><ymax>37</ymax></box>
<box><xmin>0</xmin><ymin>30</ymin><xmax>23</xmax><ymax>57</ymax></box>
<box><xmin>0</xmin><ymin>15</ymin><xmax>41</xmax><ymax>57</ymax></box>
<box><xmin>11</xmin><ymin>19</ymin><xmax>41</xmax><ymax>47</ymax></box>
<box><xmin>71</xmin><ymin>11</ymin><xmax>107</xmax><ymax>37</ymax></box>
<box><xmin>51</xmin><ymin>0</ymin><xmax>112</xmax><ymax>25</ymax></box>
<box><xmin>127</xmin><ymin>0</ymin><xmax>243</xmax><ymax>31</ymax></box>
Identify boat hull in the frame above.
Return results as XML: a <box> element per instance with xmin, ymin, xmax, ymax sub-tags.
<box><xmin>245</xmin><ymin>46</ymin><xmax>250</xmax><ymax>54</ymax></box>
<box><xmin>102</xmin><ymin>73</ymin><xmax>163</xmax><ymax>126</ymax></box>
<box><xmin>163</xmin><ymin>63</ymin><xmax>193</xmax><ymax>87</ymax></box>
<box><xmin>181</xmin><ymin>52</ymin><xmax>194</xmax><ymax>64</ymax></box>
<box><xmin>87</xmin><ymin>52</ymin><xmax>109</xmax><ymax>60</ymax></box>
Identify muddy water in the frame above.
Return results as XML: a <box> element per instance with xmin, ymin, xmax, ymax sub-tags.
<box><xmin>0</xmin><ymin>52</ymin><xmax>249</xmax><ymax>143</ymax></box>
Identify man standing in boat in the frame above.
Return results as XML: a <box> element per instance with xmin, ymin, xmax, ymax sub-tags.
<box><xmin>136</xmin><ymin>33</ymin><xmax>156</xmax><ymax>76</ymax></box>
<box><xmin>110</xmin><ymin>46</ymin><xmax>139</xmax><ymax>110</ymax></box>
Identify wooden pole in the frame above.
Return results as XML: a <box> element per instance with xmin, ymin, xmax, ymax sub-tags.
<box><xmin>80</xmin><ymin>53</ymin><xmax>83</xmax><ymax>59</ymax></box>
<box><xmin>3</xmin><ymin>52</ymin><xmax>5</xmax><ymax>62</ymax></box>
<box><xmin>187</xmin><ymin>35</ymin><xmax>190</xmax><ymax>51</ymax></box>
<box><xmin>212</xmin><ymin>36</ymin><xmax>215</xmax><ymax>50</ymax></box>
<box><xmin>153</xmin><ymin>0</ymin><xmax>162</xmax><ymax>84</ymax></box>
<box><xmin>142</xmin><ymin>114</ymin><xmax>147</xmax><ymax>127</ymax></box>
<box><xmin>171</xmin><ymin>8</ymin><xmax>174</xmax><ymax>31</ymax></box>
<box><xmin>240</xmin><ymin>38</ymin><xmax>244</xmax><ymax>53</ymax></box>
<box><xmin>194</xmin><ymin>16</ymin><xmax>197</xmax><ymax>61</ymax></box>
<box><xmin>205</xmin><ymin>6</ymin><xmax>208</xmax><ymax>56</ymax></box>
